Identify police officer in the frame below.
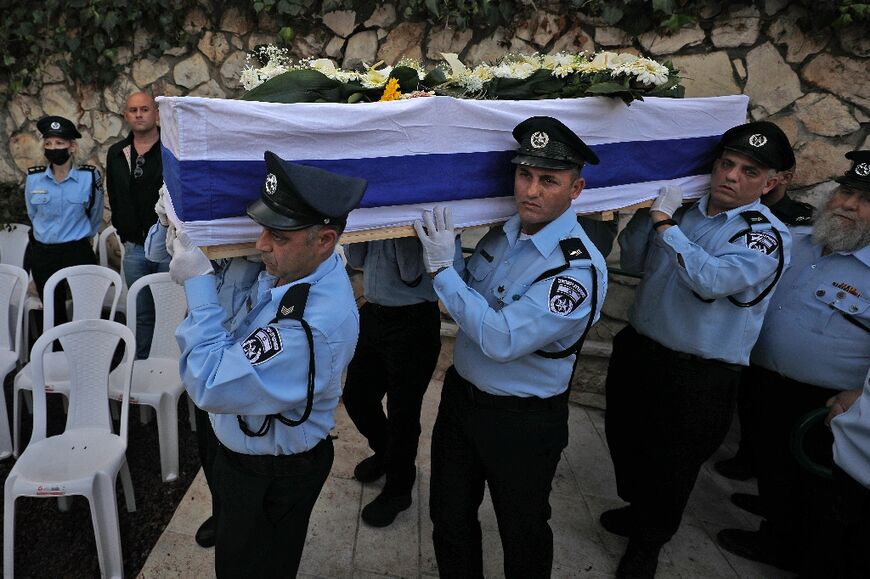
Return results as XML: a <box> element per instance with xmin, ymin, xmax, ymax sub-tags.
<box><xmin>717</xmin><ymin>150</ymin><xmax>870</xmax><ymax>574</ymax></box>
<box><xmin>146</xmin><ymin>193</ymin><xmax>263</xmax><ymax>549</ymax></box>
<box><xmin>414</xmin><ymin>116</ymin><xmax>608</xmax><ymax>578</ymax></box>
<box><xmin>168</xmin><ymin>151</ymin><xmax>366</xmax><ymax>577</ymax></box>
<box><xmin>715</xmin><ymin>122</ymin><xmax>814</xmax><ymax>486</ymax></box>
<box><xmin>603</xmin><ymin>121</ymin><xmax>792</xmax><ymax>577</ymax></box>
<box><xmin>342</xmin><ymin>237</ymin><xmax>453</xmax><ymax>527</ymax></box>
<box><xmin>25</xmin><ymin>116</ymin><xmax>104</xmax><ymax>326</ymax></box>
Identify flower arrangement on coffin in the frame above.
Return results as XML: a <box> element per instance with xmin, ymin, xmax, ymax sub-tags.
<box><xmin>238</xmin><ymin>45</ymin><xmax>683</xmax><ymax>105</ymax></box>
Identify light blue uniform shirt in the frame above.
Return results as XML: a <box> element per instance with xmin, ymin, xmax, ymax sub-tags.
<box><xmin>751</xmin><ymin>230</ymin><xmax>869</xmax><ymax>390</ymax></box>
<box><xmin>177</xmin><ymin>252</ymin><xmax>359</xmax><ymax>455</ymax></box>
<box><xmin>25</xmin><ymin>165</ymin><xmax>104</xmax><ymax>243</ymax></box>
<box><xmin>621</xmin><ymin>195</ymin><xmax>791</xmax><ymax>365</ymax></box>
<box><xmin>434</xmin><ymin>208</ymin><xmax>607</xmax><ymax>398</ymax></box>
<box><xmin>144</xmin><ymin>221</ymin><xmax>263</xmax><ymax>317</ymax></box>
<box><xmin>345</xmin><ymin>238</ymin><xmax>437</xmax><ymax>305</ymax></box>
<box><xmin>832</xmin><ymin>368</ymin><xmax>870</xmax><ymax>487</ymax></box>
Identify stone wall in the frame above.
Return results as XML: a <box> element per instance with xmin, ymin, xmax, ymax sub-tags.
<box><xmin>2</xmin><ymin>3</ymin><xmax>867</xmax><ymax>404</ymax></box>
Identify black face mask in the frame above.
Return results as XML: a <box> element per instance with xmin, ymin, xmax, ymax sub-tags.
<box><xmin>44</xmin><ymin>148</ymin><xmax>71</xmax><ymax>166</ymax></box>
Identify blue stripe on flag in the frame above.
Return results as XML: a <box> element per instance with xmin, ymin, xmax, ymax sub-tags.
<box><xmin>162</xmin><ymin>135</ymin><xmax>719</xmax><ymax>222</ymax></box>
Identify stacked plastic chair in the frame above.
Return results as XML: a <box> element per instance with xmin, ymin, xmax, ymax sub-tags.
<box><xmin>0</xmin><ymin>265</ymin><xmax>28</xmax><ymax>459</ymax></box>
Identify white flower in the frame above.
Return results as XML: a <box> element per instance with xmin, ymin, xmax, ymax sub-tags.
<box><xmin>542</xmin><ymin>52</ymin><xmax>585</xmax><ymax>78</ymax></box>
<box><xmin>361</xmin><ymin>64</ymin><xmax>393</xmax><ymax>88</ymax></box>
<box><xmin>612</xmin><ymin>57</ymin><xmax>670</xmax><ymax>86</ymax></box>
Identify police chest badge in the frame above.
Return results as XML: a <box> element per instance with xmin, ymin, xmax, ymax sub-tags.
<box><xmin>548</xmin><ymin>276</ymin><xmax>587</xmax><ymax>316</ymax></box>
<box><xmin>743</xmin><ymin>231</ymin><xmax>779</xmax><ymax>255</ymax></box>
<box><xmin>242</xmin><ymin>326</ymin><xmax>283</xmax><ymax>365</ymax></box>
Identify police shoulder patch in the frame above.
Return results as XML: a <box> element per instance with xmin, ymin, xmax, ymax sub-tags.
<box><xmin>548</xmin><ymin>276</ymin><xmax>588</xmax><ymax>316</ymax></box>
<box><xmin>742</xmin><ymin>231</ymin><xmax>779</xmax><ymax>255</ymax></box>
<box><xmin>28</xmin><ymin>165</ymin><xmax>46</xmax><ymax>174</ymax></box>
<box><xmin>242</xmin><ymin>326</ymin><xmax>283</xmax><ymax>366</ymax></box>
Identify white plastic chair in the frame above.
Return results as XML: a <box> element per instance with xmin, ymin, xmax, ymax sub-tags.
<box><xmin>0</xmin><ymin>265</ymin><xmax>28</xmax><ymax>459</ymax></box>
<box><xmin>98</xmin><ymin>226</ymin><xmax>128</xmax><ymax>320</ymax></box>
<box><xmin>109</xmin><ymin>272</ymin><xmax>187</xmax><ymax>482</ymax></box>
<box><xmin>0</xmin><ymin>224</ymin><xmax>30</xmax><ymax>269</ymax></box>
<box><xmin>12</xmin><ymin>265</ymin><xmax>122</xmax><ymax>457</ymax></box>
<box><xmin>4</xmin><ymin>319</ymin><xmax>136</xmax><ymax>579</ymax></box>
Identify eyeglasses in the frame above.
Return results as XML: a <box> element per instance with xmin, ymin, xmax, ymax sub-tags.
<box><xmin>133</xmin><ymin>155</ymin><xmax>145</xmax><ymax>178</ymax></box>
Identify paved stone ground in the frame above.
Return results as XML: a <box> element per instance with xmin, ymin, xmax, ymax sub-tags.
<box><xmin>138</xmin><ymin>339</ymin><xmax>793</xmax><ymax>578</ymax></box>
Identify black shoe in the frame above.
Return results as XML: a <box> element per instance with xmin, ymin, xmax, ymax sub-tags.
<box><xmin>616</xmin><ymin>540</ymin><xmax>662</xmax><ymax>579</ymax></box>
<box><xmin>361</xmin><ymin>492</ymin><xmax>412</xmax><ymax>527</ymax></box>
<box><xmin>714</xmin><ymin>455</ymin><xmax>756</xmax><ymax>481</ymax></box>
<box><xmin>730</xmin><ymin>492</ymin><xmax>765</xmax><ymax>517</ymax></box>
<box><xmin>195</xmin><ymin>516</ymin><xmax>216</xmax><ymax>548</ymax></box>
<box><xmin>354</xmin><ymin>454</ymin><xmax>387</xmax><ymax>483</ymax></box>
<box><xmin>600</xmin><ymin>506</ymin><xmax>634</xmax><ymax>537</ymax></box>
<box><xmin>716</xmin><ymin>528</ymin><xmax>797</xmax><ymax>572</ymax></box>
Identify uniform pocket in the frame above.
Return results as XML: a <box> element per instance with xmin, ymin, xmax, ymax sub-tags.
<box><xmin>814</xmin><ymin>285</ymin><xmax>869</xmax><ymax>337</ymax></box>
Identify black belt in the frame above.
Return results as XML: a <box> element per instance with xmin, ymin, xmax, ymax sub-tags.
<box><xmin>29</xmin><ymin>236</ymin><xmax>92</xmax><ymax>249</ymax></box>
<box><xmin>633</xmin><ymin>331</ymin><xmax>743</xmax><ymax>372</ymax></box>
<box><xmin>363</xmin><ymin>300</ymin><xmax>438</xmax><ymax>316</ymax></box>
<box><xmin>220</xmin><ymin>437</ymin><xmax>329</xmax><ymax>477</ymax></box>
<box><xmin>447</xmin><ymin>366</ymin><xmax>568</xmax><ymax>412</ymax></box>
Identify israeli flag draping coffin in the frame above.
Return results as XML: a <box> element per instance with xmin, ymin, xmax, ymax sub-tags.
<box><xmin>157</xmin><ymin>94</ymin><xmax>749</xmax><ymax>246</ymax></box>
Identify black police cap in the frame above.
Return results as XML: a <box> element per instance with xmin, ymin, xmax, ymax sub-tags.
<box><xmin>247</xmin><ymin>151</ymin><xmax>368</xmax><ymax>231</ymax></box>
<box><xmin>36</xmin><ymin>116</ymin><xmax>82</xmax><ymax>140</ymax></box>
<box><xmin>511</xmin><ymin>116</ymin><xmax>599</xmax><ymax>170</ymax></box>
<box><xmin>718</xmin><ymin>121</ymin><xmax>794</xmax><ymax>172</ymax></box>
<box><xmin>835</xmin><ymin>150</ymin><xmax>870</xmax><ymax>192</ymax></box>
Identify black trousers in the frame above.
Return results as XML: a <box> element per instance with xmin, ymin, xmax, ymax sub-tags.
<box><xmin>195</xmin><ymin>405</ymin><xmax>219</xmax><ymax>490</ymax></box>
<box><xmin>212</xmin><ymin>437</ymin><xmax>334</xmax><ymax>578</ymax></box>
<box><xmin>748</xmin><ymin>365</ymin><xmax>835</xmax><ymax>566</ymax></box>
<box><xmin>343</xmin><ymin>300</ymin><xmax>442</xmax><ymax>495</ymax></box>
<box><xmin>28</xmin><ymin>237</ymin><xmax>97</xmax><ymax>327</ymax></box>
<box><xmin>430</xmin><ymin>366</ymin><xmax>568</xmax><ymax>579</ymax></box>
<box><xmin>823</xmin><ymin>465</ymin><xmax>870</xmax><ymax>578</ymax></box>
<box><xmin>730</xmin><ymin>374</ymin><xmax>761</xmax><ymax>468</ymax></box>
<box><xmin>605</xmin><ymin>326</ymin><xmax>740</xmax><ymax>543</ymax></box>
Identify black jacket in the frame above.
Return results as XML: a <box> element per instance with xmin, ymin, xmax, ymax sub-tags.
<box><xmin>105</xmin><ymin>131</ymin><xmax>163</xmax><ymax>244</ymax></box>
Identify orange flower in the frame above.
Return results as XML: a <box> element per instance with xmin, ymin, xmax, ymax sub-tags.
<box><xmin>379</xmin><ymin>78</ymin><xmax>402</xmax><ymax>102</ymax></box>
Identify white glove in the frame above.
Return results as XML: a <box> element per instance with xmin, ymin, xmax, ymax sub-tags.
<box><xmin>650</xmin><ymin>186</ymin><xmax>683</xmax><ymax>218</ymax></box>
<box><xmin>413</xmin><ymin>205</ymin><xmax>456</xmax><ymax>273</ymax></box>
<box><xmin>165</xmin><ymin>223</ymin><xmax>177</xmax><ymax>257</ymax></box>
<box><xmin>169</xmin><ymin>230</ymin><xmax>213</xmax><ymax>284</ymax></box>
<box><xmin>155</xmin><ymin>186</ymin><xmax>170</xmax><ymax>227</ymax></box>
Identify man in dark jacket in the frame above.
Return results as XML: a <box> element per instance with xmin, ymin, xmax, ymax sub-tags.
<box><xmin>106</xmin><ymin>91</ymin><xmax>167</xmax><ymax>358</ymax></box>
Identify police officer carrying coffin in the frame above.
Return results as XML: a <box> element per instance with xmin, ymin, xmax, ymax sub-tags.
<box><xmin>602</xmin><ymin>121</ymin><xmax>793</xmax><ymax>578</ymax></box>
<box><xmin>25</xmin><ymin>116</ymin><xmax>104</xmax><ymax>326</ymax></box>
<box><xmin>167</xmin><ymin>151</ymin><xmax>366</xmax><ymax>577</ymax></box>
<box><xmin>715</xmin><ymin>122</ymin><xmax>814</xmax><ymax>486</ymax></box>
<box><xmin>342</xmin><ymin>236</ymin><xmax>450</xmax><ymax>527</ymax></box>
<box><xmin>414</xmin><ymin>116</ymin><xmax>608</xmax><ymax>578</ymax></box>
<box><xmin>717</xmin><ymin>150</ymin><xmax>870</xmax><ymax>574</ymax></box>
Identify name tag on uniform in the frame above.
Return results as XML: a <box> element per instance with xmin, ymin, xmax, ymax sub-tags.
<box><xmin>30</xmin><ymin>189</ymin><xmax>49</xmax><ymax>204</ymax></box>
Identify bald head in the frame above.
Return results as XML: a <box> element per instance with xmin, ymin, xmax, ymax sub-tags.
<box><xmin>124</xmin><ymin>92</ymin><xmax>159</xmax><ymax>137</ymax></box>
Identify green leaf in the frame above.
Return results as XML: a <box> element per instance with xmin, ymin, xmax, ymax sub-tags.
<box><xmin>586</xmin><ymin>81</ymin><xmax>631</xmax><ymax>94</ymax></box>
<box><xmin>652</xmin><ymin>0</ymin><xmax>675</xmax><ymax>14</ymax></box>
<box><xmin>425</xmin><ymin>0</ymin><xmax>440</xmax><ymax>18</ymax></box>
<box><xmin>278</xmin><ymin>26</ymin><xmax>295</xmax><ymax>44</ymax></box>
<box><xmin>601</xmin><ymin>5</ymin><xmax>624</xmax><ymax>25</ymax></box>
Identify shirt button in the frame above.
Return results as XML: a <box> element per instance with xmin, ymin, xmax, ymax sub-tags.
<box><xmin>810</xmin><ymin>264</ymin><xmax>816</xmax><ymax>269</ymax></box>
<box><xmin>816</xmin><ymin>289</ymin><xmax>825</xmax><ymax>297</ymax></box>
<box><xmin>851</xmin><ymin>305</ymin><xmax>859</xmax><ymax>313</ymax></box>
<box><xmin>836</xmin><ymin>291</ymin><xmax>846</xmax><ymax>299</ymax></box>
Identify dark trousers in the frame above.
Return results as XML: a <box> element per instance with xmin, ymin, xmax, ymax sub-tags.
<box><xmin>731</xmin><ymin>375</ymin><xmax>761</xmax><ymax>468</ymax></box>
<box><xmin>430</xmin><ymin>366</ymin><xmax>568</xmax><ymax>579</ymax></box>
<box><xmin>823</xmin><ymin>465</ymin><xmax>870</xmax><ymax>578</ymax></box>
<box><xmin>749</xmin><ymin>365</ymin><xmax>835</xmax><ymax>565</ymax></box>
<box><xmin>28</xmin><ymin>237</ymin><xmax>97</xmax><ymax>328</ymax></box>
<box><xmin>195</xmin><ymin>405</ymin><xmax>219</xmax><ymax>490</ymax></box>
<box><xmin>343</xmin><ymin>301</ymin><xmax>441</xmax><ymax>495</ymax></box>
<box><xmin>212</xmin><ymin>437</ymin><xmax>334</xmax><ymax>578</ymax></box>
<box><xmin>605</xmin><ymin>326</ymin><xmax>740</xmax><ymax>543</ymax></box>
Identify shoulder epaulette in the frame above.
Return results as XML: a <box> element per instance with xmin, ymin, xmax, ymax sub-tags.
<box><xmin>27</xmin><ymin>166</ymin><xmax>46</xmax><ymax>174</ymax></box>
<box><xmin>79</xmin><ymin>164</ymin><xmax>97</xmax><ymax>172</ymax></box>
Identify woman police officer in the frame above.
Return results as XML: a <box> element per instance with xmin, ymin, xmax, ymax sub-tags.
<box><xmin>24</xmin><ymin>115</ymin><xmax>104</xmax><ymax>326</ymax></box>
